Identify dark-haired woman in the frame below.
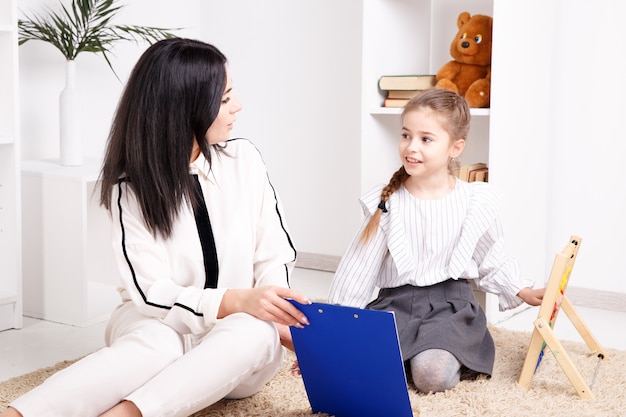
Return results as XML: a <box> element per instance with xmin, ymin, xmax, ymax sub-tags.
<box><xmin>3</xmin><ymin>37</ymin><xmax>310</xmax><ymax>417</ymax></box>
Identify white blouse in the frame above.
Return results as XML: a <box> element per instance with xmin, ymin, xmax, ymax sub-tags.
<box><xmin>109</xmin><ymin>138</ymin><xmax>296</xmax><ymax>336</ymax></box>
<box><xmin>328</xmin><ymin>179</ymin><xmax>534</xmax><ymax>311</ymax></box>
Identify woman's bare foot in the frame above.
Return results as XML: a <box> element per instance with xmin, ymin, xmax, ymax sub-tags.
<box><xmin>0</xmin><ymin>407</ymin><xmax>23</xmax><ymax>417</ymax></box>
<box><xmin>99</xmin><ymin>400</ymin><xmax>142</xmax><ymax>417</ymax></box>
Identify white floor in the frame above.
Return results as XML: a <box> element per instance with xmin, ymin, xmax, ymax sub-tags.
<box><xmin>2</xmin><ymin>268</ymin><xmax>625</xmax><ymax>383</ymax></box>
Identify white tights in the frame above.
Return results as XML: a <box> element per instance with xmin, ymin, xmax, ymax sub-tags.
<box><xmin>409</xmin><ymin>348</ymin><xmax>462</xmax><ymax>393</ymax></box>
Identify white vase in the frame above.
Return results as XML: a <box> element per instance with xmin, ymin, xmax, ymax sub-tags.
<box><xmin>59</xmin><ymin>60</ymin><xmax>82</xmax><ymax>166</ymax></box>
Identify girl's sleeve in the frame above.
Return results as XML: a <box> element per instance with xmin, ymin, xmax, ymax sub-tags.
<box><xmin>110</xmin><ymin>180</ymin><xmax>224</xmax><ymax>335</ymax></box>
<box><xmin>472</xmin><ymin>218</ymin><xmax>535</xmax><ymax>311</ymax></box>
<box><xmin>328</xmin><ymin>208</ymin><xmax>387</xmax><ymax>309</ymax></box>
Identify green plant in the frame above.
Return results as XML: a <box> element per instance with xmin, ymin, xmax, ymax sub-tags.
<box><xmin>18</xmin><ymin>0</ymin><xmax>177</xmax><ymax>78</ymax></box>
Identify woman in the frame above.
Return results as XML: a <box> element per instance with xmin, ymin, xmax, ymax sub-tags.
<box><xmin>3</xmin><ymin>37</ymin><xmax>310</xmax><ymax>417</ymax></box>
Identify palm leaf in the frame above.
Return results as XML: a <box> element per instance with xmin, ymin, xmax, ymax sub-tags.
<box><xmin>18</xmin><ymin>0</ymin><xmax>178</xmax><ymax>78</ymax></box>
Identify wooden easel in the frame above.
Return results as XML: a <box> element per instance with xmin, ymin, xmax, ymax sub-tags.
<box><xmin>518</xmin><ymin>236</ymin><xmax>607</xmax><ymax>400</ymax></box>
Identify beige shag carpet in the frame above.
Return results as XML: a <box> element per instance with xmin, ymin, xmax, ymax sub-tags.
<box><xmin>1</xmin><ymin>327</ymin><xmax>625</xmax><ymax>417</ymax></box>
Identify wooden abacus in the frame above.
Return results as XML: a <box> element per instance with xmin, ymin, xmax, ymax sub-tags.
<box><xmin>518</xmin><ymin>236</ymin><xmax>607</xmax><ymax>400</ymax></box>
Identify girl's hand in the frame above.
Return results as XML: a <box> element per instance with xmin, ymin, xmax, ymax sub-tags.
<box><xmin>219</xmin><ymin>286</ymin><xmax>311</xmax><ymax>328</ymax></box>
<box><xmin>277</xmin><ymin>318</ymin><xmax>301</xmax><ymax>376</ymax></box>
<box><xmin>517</xmin><ymin>287</ymin><xmax>545</xmax><ymax>306</ymax></box>
<box><xmin>276</xmin><ymin>323</ymin><xmax>295</xmax><ymax>351</ymax></box>
<box><xmin>290</xmin><ymin>360</ymin><xmax>301</xmax><ymax>376</ymax></box>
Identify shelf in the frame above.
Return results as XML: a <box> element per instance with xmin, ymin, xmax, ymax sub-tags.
<box><xmin>370</xmin><ymin>107</ymin><xmax>490</xmax><ymax>117</ymax></box>
<box><xmin>0</xmin><ymin>136</ymin><xmax>15</xmax><ymax>145</ymax></box>
<box><xmin>470</xmin><ymin>108</ymin><xmax>490</xmax><ymax>117</ymax></box>
<box><xmin>0</xmin><ymin>290</ymin><xmax>17</xmax><ymax>305</ymax></box>
<box><xmin>22</xmin><ymin>158</ymin><xmax>104</xmax><ymax>182</ymax></box>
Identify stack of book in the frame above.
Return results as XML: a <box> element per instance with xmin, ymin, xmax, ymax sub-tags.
<box><xmin>458</xmin><ymin>162</ymin><xmax>488</xmax><ymax>182</ymax></box>
<box><xmin>378</xmin><ymin>74</ymin><xmax>436</xmax><ymax>107</ymax></box>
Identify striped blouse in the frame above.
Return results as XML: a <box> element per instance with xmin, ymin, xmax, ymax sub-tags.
<box><xmin>328</xmin><ymin>179</ymin><xmax>534</xmax><ymax>311</ymax></box>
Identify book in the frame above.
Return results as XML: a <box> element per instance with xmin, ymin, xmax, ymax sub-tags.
<box><xmin>475</xmin><ymin>169</ymin><xmax>488</xmax><ymax>182</ymax></box>
<box><xmin>468</xmin><ymin>167</ymin><xmax>488</xmax><ymax>182</ymax></box>
<box><xmin>378</xmin><ymin>74</ymin><xmax>436</xmax><ymax>91</ymax></box>
<box><xmin>458</xmin><ymin>162</ymin><xmax>487</xmax><ymax>182</ymax></box>
<box><xmin>386</xmin><ymin>89</ymin><xmax>424</xmax><ymax>99</ymax></box>
<box><xmin>383</xmin><ymin>90</ymin><xmax>427</xmax><ymax>107</ymax></box>
<box><xmin>383</xmin><ymin>98</ymin><xmax>410</xmax><ymax>108</ymax></box>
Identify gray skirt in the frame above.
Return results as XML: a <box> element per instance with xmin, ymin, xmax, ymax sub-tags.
<box><xmin>366</xmin><ymin>279</ymin><xmax>495</xmax><ymax>377</ymax></box>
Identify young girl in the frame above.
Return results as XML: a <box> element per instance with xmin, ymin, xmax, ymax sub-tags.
<box><xmin>2</xmin><ymin>38</ymin><xmax>310</xmax><ymax>417</ymax></box>
<box><xmin>328</xmin><ymin>88</ymin><xmax>544</xmax><ymax>393</ymax></box>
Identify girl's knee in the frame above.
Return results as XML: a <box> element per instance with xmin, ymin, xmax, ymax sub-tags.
<box><xmin>410</xmin><ymin>349</ymin><xmax>462</xmax><ymax>393</ymax></box>
<box><xmin>411</xmin><ymin>368</ymin><xmax>460</xmax><ymax>393</ymax></box>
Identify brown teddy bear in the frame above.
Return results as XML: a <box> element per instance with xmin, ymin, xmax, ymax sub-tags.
<box><xmin>435</xmin><ymin>11</ymin><xmax>492</xmax><ymax>108</ymax></box>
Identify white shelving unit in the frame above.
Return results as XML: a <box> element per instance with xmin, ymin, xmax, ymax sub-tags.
<box><xmin>360</xmin><ymin>0</ymin><xmax>547</xmax><ymax>324</ymax></box>
<box><xmin>21</xmin><ymin>158</ymin><xmax>121</xmax><ymax>327</ymax></box>
<box><xmin>360</xmin><ymin>0</ymin><xmax>494</xmax><ymax>193</ymax></box>
<box><xmin>0</xmin><ymin>0</ymin><xmax>22</xmax><ymax>331</ymax></box>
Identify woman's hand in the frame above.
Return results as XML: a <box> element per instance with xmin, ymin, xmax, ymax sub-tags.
<box><xmin>218</xmin><ymin>286</ymin><xmax>311</xmax><ymax>328</ymax></box>
<box><xmin>517</xmin><ymin>287</ymin><xmax>545</xmax><ymax>306</ymax></box>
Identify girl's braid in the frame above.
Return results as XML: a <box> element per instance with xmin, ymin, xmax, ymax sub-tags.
<box><xmin>359</xmin><ymin>166</ymin><xmax>408</xmax><ymax>243</ymax></box>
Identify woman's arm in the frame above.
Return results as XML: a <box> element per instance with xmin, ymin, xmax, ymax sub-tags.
<box><xmin>216</xmin><ymin>141</ymin><xmax>311</xmax><ymax>327</ymax></box>
<box><xmin>218</xmin><ymin>286</ymin><xmax>310</xmax><ymax>327</ymax></box>
<box><xmin>111</xmin><ymin>180</ymin><xmax>220</xmax><ymax>335</ymax></box>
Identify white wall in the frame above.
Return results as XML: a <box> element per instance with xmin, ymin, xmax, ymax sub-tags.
<box><xmin>546</xmin><ymin>0</ymin><xmax>626</xmax><ymax>294</ymax></box>
<box><xmin>17</xmin><ymin>0</ymin><xmax>363</xmax><ymax>256</ymax></box>
<box><xmin>489</xmin><ymin>0</ymin><xmax>555</xmax><ymax>287</ymax></box>
<box><xmin>17</xmin><ymin>0</ymin><xmax>626</xmax><ymax>297</ymax></box>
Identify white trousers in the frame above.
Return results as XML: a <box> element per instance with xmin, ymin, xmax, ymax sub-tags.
<box><xmin>10</xmin><ymin>302</ymin><xmax>284</xmax><ymax>417</ymax></box>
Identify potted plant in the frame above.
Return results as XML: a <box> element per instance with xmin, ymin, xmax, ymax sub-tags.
<box><xmin>18</xmin><ymin>0</ymin><xmax>177</xmax><ymax>166</ymax></box>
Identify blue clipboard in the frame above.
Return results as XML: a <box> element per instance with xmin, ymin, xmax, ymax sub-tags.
<box><xmin>288</xmin><ymin>301</ymin><xmax>413</xmax><ymax>417</ymax></box>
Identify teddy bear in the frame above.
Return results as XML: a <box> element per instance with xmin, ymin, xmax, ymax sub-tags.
<box><xmin>435</xmin><ymin>11</ymin><xmax>492</xmax><ymax>108</ymax></box>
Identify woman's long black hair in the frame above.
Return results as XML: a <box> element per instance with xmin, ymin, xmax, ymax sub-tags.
<box><xmin>99</xmin><ymin>38</ymin><xmax>227</xmax><ymax>238</ymax></box>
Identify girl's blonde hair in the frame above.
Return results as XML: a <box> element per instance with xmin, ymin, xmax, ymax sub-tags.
<box><xmin>359</xmin><ymin>88</ymin><xmax>470</xmax><ymax>243</ymax></box>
